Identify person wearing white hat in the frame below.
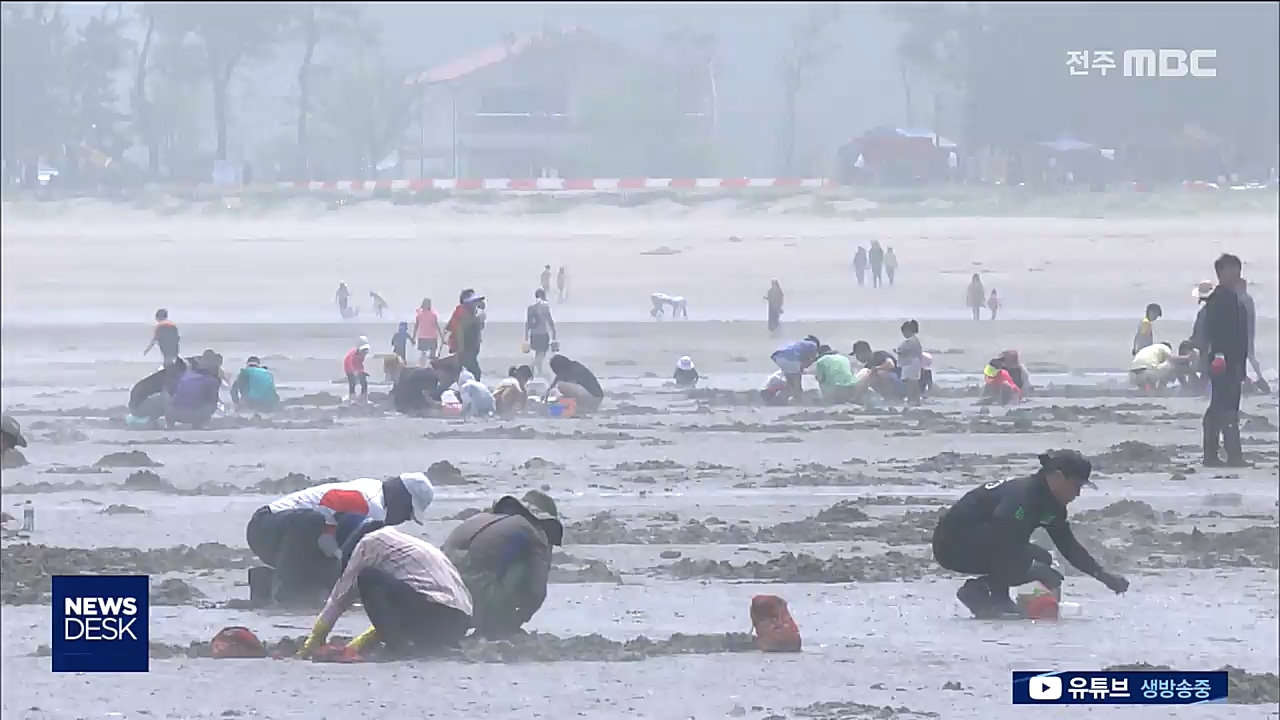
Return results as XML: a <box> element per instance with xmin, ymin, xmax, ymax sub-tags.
<box><xmin>343</xmin><ymin>338</ymin><xmax>372</xmax><ymax>404</ymax></box>
<box><xmin>673</xmin><ymin>356</ymin><xmax>700</xmax><ymax>387</ymax></box>
<box><xmin>246</xmin><ymin>472</ymin><xmax>436</xmax><ymax>607</ymax></box>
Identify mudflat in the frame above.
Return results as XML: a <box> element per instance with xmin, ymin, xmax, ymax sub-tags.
<box><xmin>1</xmin><ymin>205</ymin><xmax>1277</xmax><ymax>720</ymax></box>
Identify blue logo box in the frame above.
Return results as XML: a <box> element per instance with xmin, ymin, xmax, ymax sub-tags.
<box><xmin>52</xmin><ymin>575</ymin><xmax>149</xmax><ymax>673</ymax></box>
<box><xmin>1013</xmin><ymin>671</ymin><xmax>1228</xmax><ymax>705</ymax></box>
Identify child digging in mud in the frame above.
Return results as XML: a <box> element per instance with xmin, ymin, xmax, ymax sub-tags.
<box><xmin>896</xmin><ymin>321</ymin><xmax>925</xmax><ymax>405</ymax></box>
<box><xmin>494</xmin><ymin>365</ymin><xmax>535</xmax><ymax>417</ymax></box>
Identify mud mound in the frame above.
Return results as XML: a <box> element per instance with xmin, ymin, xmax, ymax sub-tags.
<box><xmin>1104</xmin><ymin>663</ymin><xmax>1280</xmax><ymax>704</ymax></box>
<box><xmin>784</xmin><ymin>701</ymin><xmax>940</xmax><ymax>719</ymax></box>
<box><xmin>102</xmin><ymin>438</ymin><xmax>232</xmax><ymax>446</ymax></box>
<box><xmin>659</xmin><ymin>551</ymin><xmax>932</xmax><ymax>583</ymax></box>
<box><xmin>1</xmin><ymin>543</ymin><xmax>254</xmax><ymax>605</ymax></box>
<box><xmin>1074</xmin><ymin>500</ymin><xmax>1167</xmax><ymax>524</ymax></box>
<box><xmin>2</xmin><ymin>449</ymin><xmax>29</xmax><ymax>468</ymax></box>
<box><xmin>1094</xmin><ymin>441</ymin><xmax>1189</xmax><ymax>474</ymax></box>
<box><xmin>566</xmin><ymin>505</ymin><xmax>940</xmax><ymax>546</ymax></box>
<box><xmin>68</xmin><ymin>631</ymin><xmax>757</xmax><ymax>664</ymax></box>
<box><xmin>758</xmin><ymin>463</ymin><xmax>901</xmax><ymax>488</ymax></box>
<box><xmin>152</xmin><ymin>578</ymin><xmax>207</xmax><ymax>606</ymax></box>
<box><xmin>426</xmin><ymin>460</ymin><xmax>472</xmax><ymax>486</ymax></box>
<box><xmin>95</xmin><ymin>450</ymin><xmax>162</xmax><ymax>468</ymax></box>
<box><xmin>812</xmin><ymin>501</ymin><xmax>870</xmax><ymax>523</ymax></box>
<box><xmin>100</xmin><ymin>503</ymin><xmax>147</xmax><ymax>515</ymax></box>
<box><xmin>520</xmin><ymin>457</ymin><xmax>562</xmax><ymax>471</ymax></box>
<box><xmin>614</xmin><ymin>459</ymin><xmax>683</xmax><ymax>471</ymax></box>
<box><xmin>284</xmin><ymin>392</ymin><xmax>346</xmax><ymax>408</ymax></box>
<box><xmin>8</xmin><ymin>470</ymin><xmax>329</xmax><ymax>497</ymax></box>
<box><xmin>1133</xmin><ymin>524</ymin><xmax>1280</xmax><ymax>569</ymax></box>
<box><xmin>550</xmin><ymin>551</ymin><xmax>623</xmax><ymax>584</ymax></box>
<box><xmin>897</xmin><ymin>451</ymin><xmax>1032</xmax><ymax>474</ymax></box>
<box><xmin>122</xmin><ymin>469</ymin><xmax>173</xmax><ymax>491</ymax></box>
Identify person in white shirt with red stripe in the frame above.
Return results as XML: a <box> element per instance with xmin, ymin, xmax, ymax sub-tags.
<box><xmin>245</xmin><ymin>472</ymin><xmax>435</xmax><ymax>607</ymax></box>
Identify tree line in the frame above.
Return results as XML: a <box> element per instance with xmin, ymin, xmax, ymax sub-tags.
<box><xmin>888</xmin><ymin>2</ymin><xmax>1278</xmax><ymax>175</ymax></box>
<box><xmin>1</xmin><ymin>2</ymin><xmax>412</xmax><ymax>184</ymax></box>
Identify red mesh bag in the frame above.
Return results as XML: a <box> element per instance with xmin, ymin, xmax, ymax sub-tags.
<box><xmin>750</xmin><ymin>594</ymin><xmax>802</xmax><ymax>653</ymax></box>
<box><xmin>210</xmin><ymin>626</ymin><xmax>267</xmax><ymax>659</ymax></box>
<box><xmin>310</xmin><ymin>642</ymin><xmax>369</xmax><ymax>663</ymax></box>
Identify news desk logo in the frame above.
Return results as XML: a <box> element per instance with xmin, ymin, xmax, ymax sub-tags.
<box><xmin>1067</xmin><ymin>49</ymin><xmax>1217</xmax><ymax>78</ymax></box>
<box><xmin>52</xmin><ymin>575</ymin><xmax>149</xmax><ymax>673</ymax></box>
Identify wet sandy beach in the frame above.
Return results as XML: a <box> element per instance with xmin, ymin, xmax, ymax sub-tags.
<box><xmin>2</xmin><ymin>208</ymin><xmax>1278</xmax><ymax>719</ymax></box>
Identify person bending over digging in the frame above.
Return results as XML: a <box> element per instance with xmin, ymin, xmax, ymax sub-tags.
<box><xmin>931</xmin><ymin>450</ymin><xmax>1129</xmax><ymax>619</ymax></box>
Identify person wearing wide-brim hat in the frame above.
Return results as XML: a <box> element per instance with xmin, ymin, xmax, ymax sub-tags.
<box><xmin>440</xmin><ymin>489</ymin><xmax>563</xmax><ymax>638</ymax></box>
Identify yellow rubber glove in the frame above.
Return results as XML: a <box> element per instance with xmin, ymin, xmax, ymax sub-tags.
<box><xmin>296</xmin><ymin>620</ymin><xmax>331</xmax><ymax>658</ymax></box>
<box><xmin>345</xmin><ymin>626</ymin><xmax>379</xmax><ymax>653</ymax></box>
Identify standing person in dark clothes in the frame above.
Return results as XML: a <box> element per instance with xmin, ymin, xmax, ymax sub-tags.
<box><xmin>143</xmin><ymin>309</ymin><xmax>181</xmax><ymax>366</ymax></box>
<box><xmin>1201</xmin><ymin>253</ymin><xmax>1251</xmax><ymax>467</ymax></box>
<box><xmin>525</xmin><ymin>289</ymin><xmax>558</xmax><ymax>377</ymax></box>
<box><xmin>446</xmin><ymin>290</ymin><xmax>486</xmax><ymax>380</ymax></box>
<box><xmin>931</xmin><ymin>450</ymin><xmax>1129</xmax><ymax>619</ymax></box>
<box><xmin>852</xmin><ymin>247</ymin><xmax>868</xmax><ymax>287</ymax></box>
<box><xmin>441</xmin><ymin>489</ymin><xmax>562</xmax><ymax>638</ymax></box>
<box><xmin>765</xmin><ymin>280</ymin><xmax>785</xmax><ymax>335</ymax></box>
<box><xmin>868</xmin><ymin>241</ymin><xmax>885</xmax><ymax>288</ymax></box>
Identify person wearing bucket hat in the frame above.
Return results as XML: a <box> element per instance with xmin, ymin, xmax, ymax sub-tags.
<box><xmin>931</xmin><ymin>450</ymin><xmax>1128</xmax><ymax>619</ymax></box>
<box><xmin>441</xmin><ymin>489</ymin><xmax>563</xmax><ymax>638</ymax></box>
<box><xmin>673</xmin><ymin>356</ymin><xmax>700</xmax><ymax>388</ymax></box>
<box><xmin>230</xmin><ymin>356</ymin><xmax>279</xmax><ymax>412</ymax></box>
<box><xmin>166</xmin><ymin>350</ymin><xmax>223</xmax><ymax>428</ymax></box>
<box><xmin>2</xmin><ymin>414</ymin><xmax>28</xmax><ymax>455</ymax></box>
<box><xmin>245</xmin><ymin>472</ymin><xmax>435</xmax><ymax>607</ymax></box>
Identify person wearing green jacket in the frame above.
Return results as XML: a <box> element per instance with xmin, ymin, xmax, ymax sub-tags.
<box><xmin>230</xmin><ymin>357</ymin><xmax>280</xmax><ymax>412</ymax></box>
<box><xmin>440</xmin><ymin>489</ymin><xmax>563</xmax><ymax>638</ymax></box>
<box><xmin>813</xmin><ymin>344</ymin><xmax>858</xmax><ymax>404</ymax></box>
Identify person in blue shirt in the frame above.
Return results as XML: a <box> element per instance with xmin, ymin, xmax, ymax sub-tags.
<box><xmin>390</xmin><ymin>321</ymin><xmax>411</xmax><ymax>364</ymax></box>
<box><xmin>231</xmin><ymin>357</ymin><xmax>280</xmax><ymax>412</ymax></box>
<box><xmin>770</xmin><ymin>335</ymin><xmax>820</xmax><ymax>399</ymax></box>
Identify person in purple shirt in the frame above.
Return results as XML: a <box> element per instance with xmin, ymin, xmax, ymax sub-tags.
<box><xmin>770</xmin><ymin>335</ymin><xmax>820</xmax><ymax>399</ymax></box>
<box><xmin>167</xmin><ymin>350</ymin><xmax>224</xmax><ymax>428</ymax></box>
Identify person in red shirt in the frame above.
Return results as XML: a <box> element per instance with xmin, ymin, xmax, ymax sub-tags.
<box><xmin>344</xmin><ymin>339</ymin><xmax>371</xmax><ymax>404</ymax></box>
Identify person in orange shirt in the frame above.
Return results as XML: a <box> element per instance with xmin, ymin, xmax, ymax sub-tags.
<box><xmin>412</xmin><ymin>299</ymin><xmax>441</xmax><ymax>366</ymax></box>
